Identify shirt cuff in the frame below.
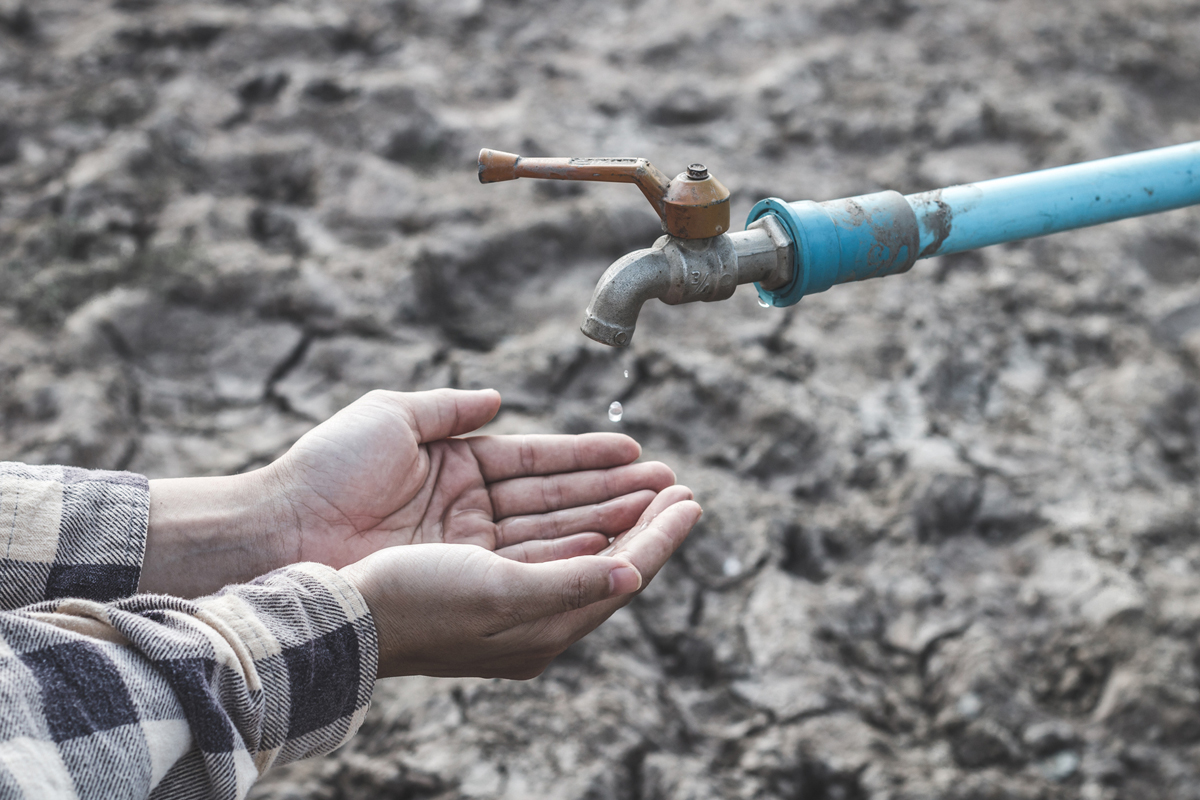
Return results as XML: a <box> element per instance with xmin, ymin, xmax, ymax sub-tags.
<box><xmin>197</xmin><ymin>562</ymin><xmax>379</xmax><ymax>770</ymax></box>
<box><xmin>0</xmin><ymin>462</ymin><xmax>148</xmax><ymax>608</ymax></box>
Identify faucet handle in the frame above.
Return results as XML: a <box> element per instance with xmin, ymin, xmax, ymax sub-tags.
<box><xmin>477</xmin><ymin>148</ymin><xmax>731</xmax><ymax>239</ymax></box>
<box><xmin>478</xmin><ymin>150</ymin><xmax>665</xmax><ymax>186</ymax></box>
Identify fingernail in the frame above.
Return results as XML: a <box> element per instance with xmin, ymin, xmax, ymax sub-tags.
<box><xmin>608</xmin><ymin>565</ymin><xmax>642</xmax><ymax>596</ymax></box>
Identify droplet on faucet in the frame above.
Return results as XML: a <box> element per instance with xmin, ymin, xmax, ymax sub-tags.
<box><xmin>608</xmin><ymin>401</ymin><xmax>623</xmax><ymax>422</ymax></box>
<box><xmin>757</xmin><ymin>297</ymin><xmax>770</xmax><ymax>308</ymax></box>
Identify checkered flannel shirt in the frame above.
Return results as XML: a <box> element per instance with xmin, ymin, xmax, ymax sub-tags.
<box><xmin>0</xmin><ymin>462</ymin><xmax>378</xmax><ymax>799</ymax></box>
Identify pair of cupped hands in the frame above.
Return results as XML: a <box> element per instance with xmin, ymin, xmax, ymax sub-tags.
<box><xmin>142</xmin><ymin>389</ymin><xmax>701</xmax><ymax>680</ymax></box>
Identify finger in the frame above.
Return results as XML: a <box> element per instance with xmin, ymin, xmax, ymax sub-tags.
<box><xmin>489</xmin><ymin>462</ymin><xmax>675</xmax><ymax>518</ymax></box>
<box><xmin>535</xmin><ymin>497</ymin><xmax>702</xmax><ymax>641</ymax></box>
<box><xmin>389</xmin><ymin>389</ymin><xmax>502</xmax><ymax>443</ymax></box>
<box><xmin>606</xmin><ymin>499</ymin><xmax>702</xmax><ymax>582</ymax></box>
<box><xmin>495</xmin><ymin>533</ymin><xmax>609</xmax><ymax>563</ymax></box>
<box><xmin>600</xmin><ymin>484</ymin><xmax>695</xmax><ymax>556</ymax></box>
<box><xmin>494</xmin><ymin>490</ymin><xmax>656</xmax><ymax>548</ymax></box>
<box><xmin>467</xmin><ymin>433</ymin><xmax>642</xmax><ymax>482</ymax></box>
<box><xmin>491</xmin><ymin>555</ymin><xmax>642</xmax><ymax>629</ymax></box>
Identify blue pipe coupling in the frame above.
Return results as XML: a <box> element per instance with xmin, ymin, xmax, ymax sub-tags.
<box><xmin>748</xmin><ymin>192</ymin><xmax>920</xmax><ymax>308</ymax></box>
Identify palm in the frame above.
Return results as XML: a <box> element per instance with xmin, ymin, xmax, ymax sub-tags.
<box><xmin>269</xmin><ymin>390</ymin><xmax>673</xmax><ymax>569</ymax></box>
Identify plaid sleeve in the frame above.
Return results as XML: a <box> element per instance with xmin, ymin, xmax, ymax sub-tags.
<box><xmin>0</xmin><ymin>563</ymin><xmax>377</xmax><ymax>799</ymax></box>
<box><xmin>0</xmin><ymin>462</ymin><xmax>149</xmax><ymax>609</ymax></box>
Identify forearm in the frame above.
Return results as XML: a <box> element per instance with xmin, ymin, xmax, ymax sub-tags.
<box><xmin>141</xmin><ymin>470</ymin><xmax>293</xmax><ymax>597</ymax></box>
<box><xmin>0</xmin><ymin>563</ymin><xmax>377</xmax><ymax>798</ymax></box>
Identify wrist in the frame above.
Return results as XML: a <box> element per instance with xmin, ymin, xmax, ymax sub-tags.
<box><xmin>141</xmin><ymin>469</ymin><xmax>294</xmax><ymax>597</ymax></box>
<box><xmin>338</xmin><ymin>560</ymin><xmax>397</xmax><ymax>678</ymax></box>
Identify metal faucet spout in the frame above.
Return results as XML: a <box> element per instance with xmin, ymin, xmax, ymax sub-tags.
<box><xmin>581</xmin><ymin>242</ymin><xmax>674</xmax><ymax>347</ymax></box>
<box><xmin>581</xmin><ymin>215</ymin><xmax>794</xmax><ymax>347</ymax></box>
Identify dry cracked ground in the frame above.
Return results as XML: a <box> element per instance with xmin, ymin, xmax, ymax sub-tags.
<box><xmin>3</xmin><ymin>1</ymin><xmax>1200</xmax><ymax>798</ymax></box>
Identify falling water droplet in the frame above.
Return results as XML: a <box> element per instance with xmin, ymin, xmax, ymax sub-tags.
<box><xmin>623</xmin><ymin>369</ymin><xmax>630</xmax><ymax>379</ymax></box>
<box><xmin>722</xmin><ymin>556</ymin><xmax>743</xmax><ymax>577</ymax></box>
<box><xmin>757</xmin><ymin>297</ymin><xmax>770</xmax><ymax>308</ymax></box>
<box><xmin>607</xmin><ymin>401</ymin><xmax>624</xmax><ymax>422</ymax></box>
<box><xmin>956</xmin><ymin>692</ymin><xmax>983</xmax><ymax>720</ymax></box>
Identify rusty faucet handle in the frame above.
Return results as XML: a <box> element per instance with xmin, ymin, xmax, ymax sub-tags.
<box><xmin>477</xmin><ymin>148</ymin><xmax>731</xmax><ymax>239</ymax></box>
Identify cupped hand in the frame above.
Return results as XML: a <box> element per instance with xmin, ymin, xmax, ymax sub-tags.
<box><xmin>340</xmin><ymin>484</ymin><xmax>702</xmax><ymax>679</ymax></box>
<box><xmin>265</xmin><ymin>389</ymin><xmax>675</xmax><ymax>567</ymax></box>
<box><xmin>143</xmin><ymin>389</ymin><xmax>675</xmax><ymax>596</ymax></box>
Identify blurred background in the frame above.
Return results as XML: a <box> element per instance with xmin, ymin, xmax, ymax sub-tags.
<box><xmin>3</xmin><ymin>1</ymin><xmax>1200</xmax><ymax>797</ymax></box>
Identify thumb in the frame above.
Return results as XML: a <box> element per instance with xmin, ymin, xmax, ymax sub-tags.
<box><xmin>507</xmin><ymin>556</ymin><xmax>642</xmax><ymax>623</ymax></box>
<box><xmin>396</xmin><ymin>388</ymin><xmax>502</xmax><ymax>443</ymax></box>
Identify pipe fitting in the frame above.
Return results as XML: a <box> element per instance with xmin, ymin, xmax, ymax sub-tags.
<box><xmin>749</xmin><ymin>190</ymin><xmax>921</xmax><ymax>308</ymax></box>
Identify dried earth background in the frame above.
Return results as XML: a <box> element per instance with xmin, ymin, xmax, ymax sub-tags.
<box><xmin>3</xmin><ymin>1</ymin><xmax>1200</xmax><ymax>798</ymax></box>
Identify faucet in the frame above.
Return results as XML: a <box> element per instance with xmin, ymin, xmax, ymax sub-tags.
<box><xmin>477</xmin><ymin>149</ymin><xmax>792</xmax><ymax>346</ymax></box>
<box><xmin>478</xmin><ymin>142</ymin><xmax>1200</xmax><ymax>347</ymax></box>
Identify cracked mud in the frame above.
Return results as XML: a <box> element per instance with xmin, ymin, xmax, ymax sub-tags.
<box><xmin>3</xmin><ymin>1</ymin><xmax>1200</xmax><ymax>798</ymax></box>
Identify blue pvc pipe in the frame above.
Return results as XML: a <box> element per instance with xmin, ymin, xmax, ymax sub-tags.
<box><xmin>750</xmin><ymin>140</ymin><xmax>1200</xmax><ymax>307</ymax></box>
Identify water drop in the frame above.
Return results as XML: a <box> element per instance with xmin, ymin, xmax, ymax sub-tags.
<box><xmin>1039</xmin><ymin>750</ymin><xmax>1080</xmax><ymax>783</ymax></box>
<box><xmin>722</xmin><ymin>556</ymin><xmax>743</xmax><ymax>577</ymax></box>
<box><xmin>757</xmin><ymin>297</ymin><xmax>770</xmax><ymax>308</ymax></box>
<box><xmin>623</xmin><ymin>369</ymin><xmax>630</xmax><ymax>379</ymax></box>
<box><xmin>956</xmin><ymin>692</ymin><xmax>983</xmax><ymax>720</ymax></box>
<box><xmin>607</xmin><ymin>401</ymin><xmax>624</xmax><ymax>422</ymax></box>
